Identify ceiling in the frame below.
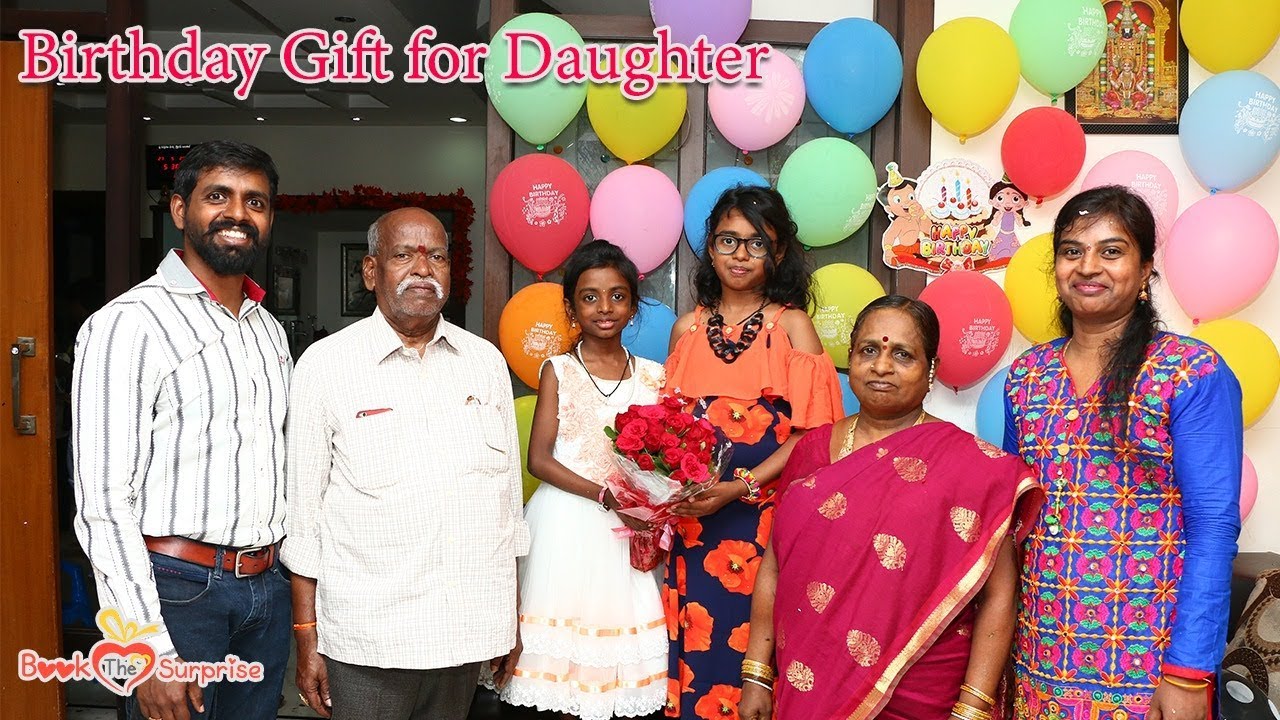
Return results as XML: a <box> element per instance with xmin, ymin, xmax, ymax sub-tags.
<box><xmin>6</xmin><ymin>0</ymin><xmax>651</xmax><ymax>126</ymax></box>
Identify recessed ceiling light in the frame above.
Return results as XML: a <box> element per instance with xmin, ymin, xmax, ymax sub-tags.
<box><xmin>334</xmin><ymin>15</ymin><xmax>356</xmax><ymax>23</ymax></box>
<box><xmin>255</xmin><ymin>116</ymin><xmax>265</xmax><ymax>122</ymax></box>
<box><xmin>449</xmin><ymin>116</ymin><xmax>467</xmax><ymax>123</ymax></box>
<box><xmin>142</xmin><ymin>115</ymin><xmax>152</xmax><ymax>121</ymax></box>
<box><xmin>352</xmin><ymin>116</ymin><xmax>361</xmax><ymax>122</ymax></box>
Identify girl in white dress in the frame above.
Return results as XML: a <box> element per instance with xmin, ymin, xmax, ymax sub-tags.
<box><xmin>497</xmin><ymin>240</ymin><xmax>667</xmax><ymax>719</ymax></box>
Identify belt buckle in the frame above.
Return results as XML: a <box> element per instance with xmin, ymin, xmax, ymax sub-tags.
<box><xmin>233</xmin><ymin>547</ymin><xmax>265</xmax><ymax>579</ymax></box>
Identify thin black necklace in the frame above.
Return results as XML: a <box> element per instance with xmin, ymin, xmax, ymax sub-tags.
<box><xmin>574</xmin><ymin>342</ymin><xmax>631</xmax><ymax>398</ymax></box>
<box><xmin>706</xmin><ymin>299</ymin><xmax>767</xmax><ymax>364</ymax></box>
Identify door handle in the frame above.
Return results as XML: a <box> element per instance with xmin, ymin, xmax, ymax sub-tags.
<box><xmin>10</xmin><ymin>337</ymin><xmax>35</xmax><ymax>435</ymax></box>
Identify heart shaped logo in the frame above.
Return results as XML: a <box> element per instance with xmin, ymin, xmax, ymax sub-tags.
<box><xmin>90</xmin><ymin>640</ymin><xmax>157</xmax><ymax>696</ymax></box>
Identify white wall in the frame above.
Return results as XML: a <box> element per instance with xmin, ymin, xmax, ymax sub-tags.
<box><xmin>748</xmin><ymin>0</ymin><xmax>1280</xmax><ymax>552</ymax></box>
<box><xmin>53</xmin><ymin>123</ymin><xmax>489</xmax><ymax>333</ymax></box>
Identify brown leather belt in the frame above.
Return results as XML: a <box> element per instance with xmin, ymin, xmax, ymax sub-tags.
<box><xmin>144</xmin><ymin>536</ymin><xmax>277</xmax><ymax>578</ymax></box>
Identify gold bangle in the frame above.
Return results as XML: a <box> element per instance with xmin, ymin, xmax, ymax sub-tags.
<box><xmin>741</xmin><ymin>659</ymin><xmax>775</xmax><ymax>679</ymax></box>
<box><xmin>951</xmin><ymin>702</ymin><xmax>993</xmax><ymax>720</ymax></box>
<box><xmin>292</xmin><ymin>621</ymin><xmax>317</xmax><ymax>630</ymax></box>
<box><xmin>960</xmin><ymin>683</ymin><xmax>996</xmax><ymax>707</ymax></box>
<box><xmin>1163</xmin><ymin>675</ymin><xmax>1211</xmax><ymax>691</ymax></box>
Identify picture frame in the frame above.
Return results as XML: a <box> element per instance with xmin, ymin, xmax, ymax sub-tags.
<box><xmin>1063</xmin><ymin>0</ymin><xmax>1188</xmax><ymax>135</ymax></box>
<box><xmin>272</xmin><ymin>264</ymin><xmax>301</xmax><ymax>316</ymax></box>
<box><xmin>340</xmin><ymin>244</ymin><xmax>377</xmax><ymax>317</ymax></box>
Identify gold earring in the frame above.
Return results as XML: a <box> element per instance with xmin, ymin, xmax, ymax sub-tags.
<box><xmin>1139</xmin><ymin>282</ymin><xmax>1150</xmax><ymax>303</ymax></box>
<box><xmin>928</xmin><ymin>361</ymin><xmax>937</xmax><ymax>392</ymax></box>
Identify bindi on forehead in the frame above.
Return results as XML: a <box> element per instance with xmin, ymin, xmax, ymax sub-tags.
<box><xmin>417</xmin><ymin>244</ymin><xmax>427</xmax><ymax>256</ymax></box>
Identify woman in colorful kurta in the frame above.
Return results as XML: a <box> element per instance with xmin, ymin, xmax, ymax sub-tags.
<box><xmin>739</xmin><ymin>296</ymin><xmax>1043</xmax><ymax>720</ymax></box>
<box><xmin>1004</xmin><ymin>186</ymin><xmax>1243</xmax><ymax>720</ymax></box>
<box><xmin>662</xmin><ymin>186</ymin><xmax>842</xmax><ymax>719</ymax></box>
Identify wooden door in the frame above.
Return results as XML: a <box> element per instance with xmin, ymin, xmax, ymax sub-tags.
<box><xmin>1</xmin><ymin>40</ymin><xmax>65</xmax><ymax>720</ymax></box>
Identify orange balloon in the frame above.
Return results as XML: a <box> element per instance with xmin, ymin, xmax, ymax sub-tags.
<box><xmin>499</xmin><ymin>282</ymin><xmax>574</xmax><ymax>388</ymax></box>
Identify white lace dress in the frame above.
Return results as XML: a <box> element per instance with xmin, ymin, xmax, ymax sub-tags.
<box><xmin>497</xmin><ymin>354</ymin><xmax>668</xmax><ymax>719</ymax></box>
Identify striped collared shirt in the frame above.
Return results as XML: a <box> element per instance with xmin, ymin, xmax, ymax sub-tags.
<box><xmin>71</xmin><ymin>249</ymin><xmax>291</xmax><ymax>658</ymax></box>
<box><xmin>282</xmin><ymin>308</ymin><xmax>530</xmax><ymax>670</ymax></box>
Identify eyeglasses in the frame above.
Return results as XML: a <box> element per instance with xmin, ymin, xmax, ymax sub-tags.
<box><xmin>712</xmin><ymin>233</ymin><xmax>771</xmax><ymax>259</ymax></box>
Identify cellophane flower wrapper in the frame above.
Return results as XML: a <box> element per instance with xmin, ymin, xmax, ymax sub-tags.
<box><xmin>603</xmin><ymin>394</ymin><xmax>733</xmax><ymax>571</ymax></box>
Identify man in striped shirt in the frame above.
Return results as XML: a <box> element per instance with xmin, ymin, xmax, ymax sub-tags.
<box><xmin>72</xmin><ymin>140</ymin><xmax>292</xmax><ymax>720</ymax></box>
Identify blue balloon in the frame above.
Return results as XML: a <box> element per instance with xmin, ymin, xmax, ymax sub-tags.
<box><xmin>684</xmin><ymin>167</ymin><xmax>770</xmax><ymax>257</ymax></box>
<box><xmin>1179</xmin><ymin>70</ymin><xmax>1280</xmax><ymax>192</ymax></box>
<box><xmin>803</xmin><ymin>18</ymin><xmax>903</xmax><ymax>136</ymax></box>
<box><xmin>622</xmin><ymin>298</ymin><xmax>678</xmax><ymax>363</ymax></box>
<box><xmin>836</xmin><ymin>371</ymin><xmax>861</xmax><ymax>416</ymax></box>
<box><xmin>975</xmin><ymin>365</ymin><xmax>1011</xmax><ymax>447</ymax></box>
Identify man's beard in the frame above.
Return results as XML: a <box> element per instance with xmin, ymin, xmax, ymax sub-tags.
<box><xmin>188</xmin><ymin>218</ymin><xmax>266</xmax><ymax>276</ymax></box>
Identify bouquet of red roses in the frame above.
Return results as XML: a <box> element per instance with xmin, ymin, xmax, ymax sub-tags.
<box><xmin>603</xmin><ymin>393</ymin><xmax>732</xmax><ymax>571</ymax></box>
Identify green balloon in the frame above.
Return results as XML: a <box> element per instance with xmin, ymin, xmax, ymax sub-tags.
<box><xmin>1009</xmin><ymin>0</ymin><xmax>1108</xmax><ymax>97</ymax></box>
<box><xmin>485</xmin><ymin>13</ymin><xmax>588</xmax><ymax>145</ymax></box>
<box><xmin>777</xmin><ymin>138</ymin><xmax>878</xmax><ymax>248</ymax></box>
<box><xmin>514</xmin><ymin>395</ymin><xmax>540</xmax><ymax>503</ymax></box>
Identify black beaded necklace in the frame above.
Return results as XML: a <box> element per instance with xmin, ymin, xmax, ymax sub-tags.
<box><xmin>573</xmin><ymin>341</ymin><xmax>632</xmax><ymax>398</ymax></box>
<box><xmin>706</xmin><ymin>300</ymin><xmax>767</xmax><ymax>364</ymax></box>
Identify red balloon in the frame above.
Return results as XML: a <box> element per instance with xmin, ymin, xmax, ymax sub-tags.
<box><xmin>1000</xmin><ymin>107</ymin><xmax>1086</xmax><ymax>202</ymax></box>
<box><xmin>918</xmin><ymin>271</ymin><xmax>1013</xmax><ymax>390</ymax></box>
<box><xmin>490</xmin><ymin>154</ymin><xmax>590</xmax><ymax>276</ymax></box>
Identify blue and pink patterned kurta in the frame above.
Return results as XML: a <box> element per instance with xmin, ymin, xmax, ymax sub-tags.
<box><xmin>1004</xmin><ymin>333</ymin><xmax>1242</xmax><ymax>720</ymax></box>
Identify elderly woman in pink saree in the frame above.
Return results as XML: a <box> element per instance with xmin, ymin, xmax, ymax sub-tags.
<box><xmin>738</xmin><ymin>296</ymin><xmax>1044</xmax><ymax>720</ymax></box>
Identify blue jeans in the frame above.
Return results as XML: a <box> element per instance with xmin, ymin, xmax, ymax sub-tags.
<box><xmin>126</xmin><ymin>549</ymin><xmax>291</xmax><ymax>720</ymax></box>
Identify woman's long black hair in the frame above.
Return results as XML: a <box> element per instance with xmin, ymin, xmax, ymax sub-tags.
<box><xmin>1053</xmin><ymin>185</ymin><xmax>1161</xmax><ymax>401</ymax></box>
<box><xmin>693</xmin><ymin>186</ymin><xmax>813</xmax><ymax>310</ymax></box>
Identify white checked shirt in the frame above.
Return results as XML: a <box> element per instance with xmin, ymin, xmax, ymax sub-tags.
<box><xmin>282</xmin><ymin>308</ymin><xmax>530</xmax><ymax>670</ymax></box>
<box><xmin>72</xmin><ymin>250</ymin><xmax>291</xmax><ymax>658</ymax></box>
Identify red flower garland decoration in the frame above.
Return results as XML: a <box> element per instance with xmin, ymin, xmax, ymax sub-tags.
<box><xmin>275</xmin><ymin>185</ymin><xmax>475</xmax><ymax>304</ymax></box>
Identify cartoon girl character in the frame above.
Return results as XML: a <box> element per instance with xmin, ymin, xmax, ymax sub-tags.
<box><xmin>876</xmin><ymin>162</ymin><xmax>930</xmax><ymax>268</ymax></box>
<box><xmin>985</xmin><ymin>181</ymin><xmax>1031</xmax><ymax>261</ymax></box>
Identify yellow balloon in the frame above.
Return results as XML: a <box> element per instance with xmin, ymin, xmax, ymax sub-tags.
<box><xmin>808</xmin><ymin>263</ymin><xmax>886</xmax><ymax>369</ymax></box>
<box><xmin>1182</xmin><ymin>0</ymin><xmax>1280</xmax><ymax>73</ymax></box>
<box><xmin>1192</xmin><ymin>319</ymin><xmax>1280</xmax><ymax>427</ymax></box>
<box><xmin>587</xmin><ymin>62</ymin><xmax>687</xmax><ymax>163</ymax></box>
<box><xmin>917</xmin><ymin>17</ymin><xmax>1020</xmax><ymax>142</ymax></box>
<box><xmin>514</xmin><ymin>395</ymin><xmax>541</xmax><ymax>503</ymax></box>
<box><xmin>1004</xmin><ymin>233</ymin><xmax>1063</xmax><ymax>343</ymax></box>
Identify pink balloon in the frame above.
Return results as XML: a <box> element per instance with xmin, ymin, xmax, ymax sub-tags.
<box><xmin>708</xmin><ymin>52</ymin><xmax>806</xmax><ymax>154</ymax></box>
<box><xmin>1082</xmin><ymin>151</ymin><xmax>1180</xmax><ymax>240</ymax></box>
<box><xmin>1164</xmin><ymin>193</ymin><xmax>1279</xmax><ymax>323</ymax></box>
<box><xmin>589</xmin><ymin>165</ymin><xmax>683</xmax><ymax>275</ymax></box>
<box><xmin>918</xmin><ymin>272</ymin><xmax>1013</xmax><ymax>390</ymax></box>
<box><xmin>1241</xmin><ymin>453</ymin><xmax>1258</xmax><ymax>520</ymax></box>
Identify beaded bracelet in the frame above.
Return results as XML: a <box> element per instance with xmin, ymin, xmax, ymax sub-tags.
<box><xmin>735</xmin><ymin>468</ymin><xmax>761</xmax><ymax>503</ymax></box>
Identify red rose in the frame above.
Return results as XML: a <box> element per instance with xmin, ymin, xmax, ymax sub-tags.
<box><xmin>638</xmin><ymin>405</ymin><xmax>667</xmax><ymax>420</ymax></box>
<box><xmin>663</xmin><ymin>447</ymin><xmax>685</xmax><ymax>468</ymax></box>
<box><xmin>680</xmin><ymin>454</ymin><xmax>709</xmax><ymax>483</ymax></box>
<box><xmin>663</xmin><ymin>395</ymin><xmax>685</xmax><ymax>410</ymax></box>
<box><xmin>660</xmin><ymin>432</ymin><xmax>681</xmax><ymax>449</ymax></box>
<box><xmin>616</xmin><ymin>432</ymin><xmax>645</xmax><ymax>453</ymax></box>
<box><xmin>670</xmin><ymin>412</ymin><xmax>694</xmax><ymax>431</ymax></box>
<box><xmin>620</xmin><ymin>418</ymin><xmax>647</xmax><ymax>438</ymax></box>
<box><xmin>671</xmin><ymin>469</ymin><xmax>686</xmax><ymax>482</ymax></box>
<box><xmin>637</xmin><ymin>454</ymin><xmax>656</xmax><ymax>471</ymax></box>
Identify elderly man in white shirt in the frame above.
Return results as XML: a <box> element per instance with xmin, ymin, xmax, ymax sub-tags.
<box><xmin>283</xmin><ymin>207</ymin><xmax>529</xmax><ymax>720</ymax></box>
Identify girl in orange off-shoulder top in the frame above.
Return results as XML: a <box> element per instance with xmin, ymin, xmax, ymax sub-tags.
<box><xmin>661</xmin><ymin>186</ymin><xmax>842</xmax><ymax>719</ymax></box>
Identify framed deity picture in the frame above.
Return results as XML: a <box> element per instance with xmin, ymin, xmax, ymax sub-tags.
<box><xmin>340</xmin><ymin>244</ymin><xmax>377</xmax><ymax>317</ymax></box>
<box><xmin>1064</xmin><ymin>0</ymin><xmax>1188</xmax><ymax>134</ymax></box>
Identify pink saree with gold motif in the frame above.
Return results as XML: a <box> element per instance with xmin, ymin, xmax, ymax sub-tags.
<box><xmin>771</xmin><ymin>422</ymin><xmax>1043</xmax><ymax>719</ymax></box>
